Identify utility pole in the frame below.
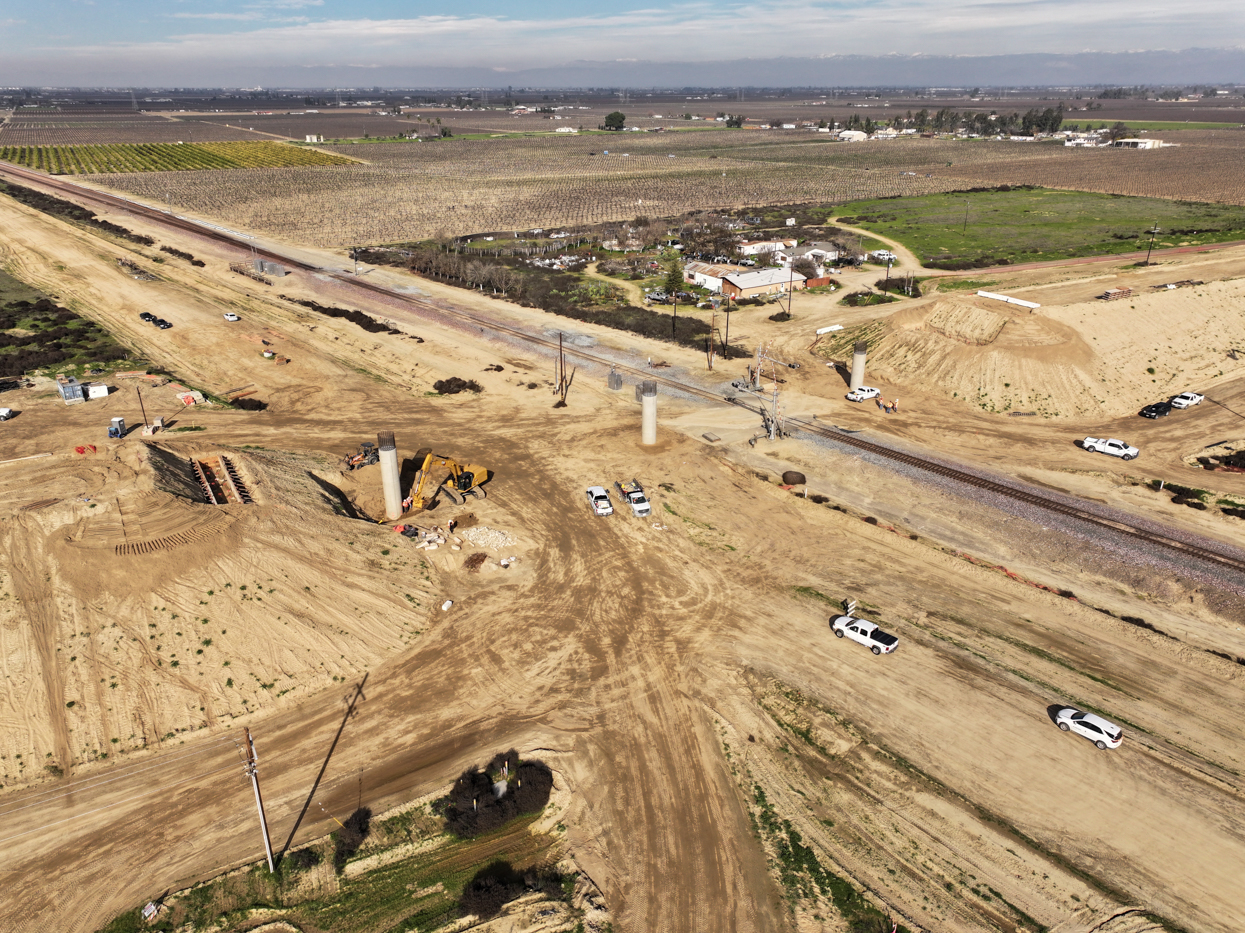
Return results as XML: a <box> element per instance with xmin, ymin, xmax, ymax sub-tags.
<box><xmin>708</xmin><ymin>307</ymin><xmax>717</xmax><ymax>371</ymax></box>
<box><xmin>786</xmin><ymin>252</ymin><xmax>795</xmax><ymax>314</ymax></box>
<box><xmin>242</xmin><ymin>728</ymin><xmax>276</xmax><ymax>873</ymax></box>
<box><xmin>1144</xmin><ymin>222</ymin><xmax>1160</xmax><ymax>265</ymax></box>
<box><xmin>962</xmin><ymin>199</ymin><xmax>970</xmax><ymax>234</ymax></box>
<box><xmin>136</xmin><ymin>386</ymin><xmax>149</xmax><ymax>429</ymax></box>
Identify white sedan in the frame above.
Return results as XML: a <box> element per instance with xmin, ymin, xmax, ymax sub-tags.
<box><xmin>845</xmin><ymin>386</ymin><xmax>881</xmax><ymax>402</ymax></box>
<box><xmin>1054</xmin><ymin>707</ymin><xmax>1122</xmax><ymax>749</ymax></box>
<box><xmin>830</xmin><ymin>615</ymin><xmax>899</xmax><ymax>655</ymax></box>
<box><xmin>223</xmin><ymin>313</ymin><xmax>241</xmax><ymax>322</ymax></box>
<box><xmin>1171</xmin><ymin>392</ymin><xmax>1204</xmax><ymax>409</ymax></box>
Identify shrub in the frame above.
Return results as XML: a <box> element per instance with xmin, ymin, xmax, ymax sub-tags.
<box><xmin>436</xmin><ymin>750</ymin><xmax>554</xmax><ymax>839</ymax></box>
<box><xmin>459</xmin><ymin>861</ymin><xmax>524</xmax><ymax>918</ymax></box>
<box><xmin>286</xmin><ymin>847</ymin><xmax>322</xmax><ymax>871</ymax></box>
<box><xmin>279</xmin><ymin>295</ymin><xmax>403</xmax><ymax>335</ymax></box>
<box><xmin>231</xmin><ymin>397</ymin><xmax>268</xmax><ymax>411</ymax></box>
<box><xmin>433</xmin><ymin>377</ymin><xmax>482</xmax><ymax>395</ymax></box>
<box><xmin>333</xmin><ymin>806</ymin><xmax>372</xmax><ymax>871</ymax></box>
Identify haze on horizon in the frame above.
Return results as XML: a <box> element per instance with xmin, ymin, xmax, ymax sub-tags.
<box><xmin>1</xmin><ymin>1</ymin><xmax>1244</xmax><ymax>87</ymax></box>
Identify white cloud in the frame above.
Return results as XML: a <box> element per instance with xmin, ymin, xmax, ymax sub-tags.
<box><xmin>9</xmin><ymin>2</ymin><xmax>1245</xmax><ymax>81</ymax></box>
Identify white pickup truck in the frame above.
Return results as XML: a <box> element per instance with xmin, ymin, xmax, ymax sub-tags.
<box><xmin>1171</xmin><ymin>392</ymin><xmax>1204</xmax><ymax>409</ymax></box>
<box><xmin>614</xmin><ymin>479</ymin><xmax>652</xmax><ymax>517</ymax></box>
<box><xmin>1082</xmin><ymin>437</ymin><xmax>1139</xmax><ymax>460</ymax></box>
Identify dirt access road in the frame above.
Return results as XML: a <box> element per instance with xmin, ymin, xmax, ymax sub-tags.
<box><xmin>1</xmin><ymin>174</ymin><xmax>1244</xmax><ymax>933</ymax></box>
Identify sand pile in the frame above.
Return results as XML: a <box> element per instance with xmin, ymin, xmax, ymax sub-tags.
<box><xmin>840</xmin><ymin>279</ymin><xmax>1245</xmax><ymax>417</ymax></box>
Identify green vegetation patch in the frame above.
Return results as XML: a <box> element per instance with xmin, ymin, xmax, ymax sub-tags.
<box><xmin>835</xmin><ymin>188</ymin><xmax>1245</xmax><ymax>269</ymax></box>
<box><xmin>99</xmin><ymin>811</ymin><xmax>565</xmax><ymax>933</ymax></box>
<box><xmin>1105</xmin><ymin>121</ymin><xmax>1243</xmax><ymax>131</ymax></box>
<box><xmin>0</xmin><ymin>141</ymin><xmax>358</xmax><ymax>175</ymax></box>
<box><xmin>100</xmin><ymin>752</ymin><xmax>566</xmax><ymax>933</ymax></box>
<box><xmin>0</xmin><ymin>270</ymin><xmax>130</xmax><ymax>378</ymax></box>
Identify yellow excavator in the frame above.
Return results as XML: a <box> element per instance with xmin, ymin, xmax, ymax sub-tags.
<box><xmin>402</xmin><ymin>448</ymin><xmax>489</xmax><ymax>512</ymax></box>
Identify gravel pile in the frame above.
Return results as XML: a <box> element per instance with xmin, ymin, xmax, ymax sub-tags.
<box><xmin>460</xmin><ymin>526</ymin><xmax>516</xmax><ymax>549</ymax></box>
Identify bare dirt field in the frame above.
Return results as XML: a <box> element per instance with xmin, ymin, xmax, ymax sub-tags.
<box><xmin>62</xmin><ymin>127</ymin><xmax>1245</xmax><ymax>246</ymax></box>
<box><xmin>1</xmin><ymin>174</ymin><xmax>1245</xmax><ymax>933</ymax></box>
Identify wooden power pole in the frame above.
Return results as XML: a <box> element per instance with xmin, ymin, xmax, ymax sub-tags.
<box><xmin>243</xmin><ymin>728</ymin><xmax>276</xmax><ymax>873</ymax></box>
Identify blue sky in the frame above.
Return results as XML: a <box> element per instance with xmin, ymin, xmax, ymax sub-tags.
<box><xmin>1</xmin><ymin>1</ymin><xmax>1243</xmax><ymax>86</ymax></box>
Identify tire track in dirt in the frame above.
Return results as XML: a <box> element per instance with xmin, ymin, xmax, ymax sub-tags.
<box><xmin>8</xmin><ymin>517</ymin><xmax>72</xmax><ymax>777</ymax></box>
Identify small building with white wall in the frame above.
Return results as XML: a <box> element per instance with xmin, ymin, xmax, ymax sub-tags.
<box><xmin>684</xmin><ymin>261</ymin><xmax>748</xmax><ymax>293</ymax></box>
<box><xmin>737</xmin><ymin>238</ymin><xmax>797</xmax><ymax>256</ymax></box>
<box><xmin>721</xmin><ymin>268</ymin><xmax>806</xmax><ymax>298</ymax></box>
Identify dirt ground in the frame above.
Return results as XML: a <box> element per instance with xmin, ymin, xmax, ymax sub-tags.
<box><xmin>2</xmin><ymin>182</ymin><xmax>1245</xmax><ymax>933</ymax></box>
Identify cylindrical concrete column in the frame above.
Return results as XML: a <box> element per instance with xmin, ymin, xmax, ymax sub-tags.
<box><xmin>378</xmin><ymin>431</ymin><xmax>402</xmax><ymax>521</ymax></box>
<box><xmin>849</xmin><ymin>341</ymin><xmax>868</xmax><ymax>390</ymax></box>
<box><xmin>641</xmin><ymin>380</ymin><xmax>658</xmax><ymax>445</ymax></box>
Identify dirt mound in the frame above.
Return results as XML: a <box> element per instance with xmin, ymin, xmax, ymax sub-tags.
<box><xmin>862</xmin><ymin>299</ymin><xmax>1096</xmax><ymax>416</ymax></box>
<box><xmin>145</xmin><ymin>442</ymin><xmax>207</xmax><ymax>502</ymax></box>
<box><xmin>837</xmin><ymin>279</ymin><xmax>1245</xmax><ymax>417</ymax></box>
<box><xmin>923</xmin><ymin>300</ymin><xmax>1007</xmax><ymax>345</ymax></box>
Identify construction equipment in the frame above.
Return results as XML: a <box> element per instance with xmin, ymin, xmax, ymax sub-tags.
<box><xmin>402</xmin><ymin>448</ymin><xmax>489</xmax><ymax>511</ymax></box>
<box><xmin>344</xmin><ymin>441</ymin><xmax>379</xmax><ymax>471</ymax></box>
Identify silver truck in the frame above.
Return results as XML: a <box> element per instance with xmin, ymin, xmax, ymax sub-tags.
<box><xmin>614</xmin><ymin>479</ymin><xmax>652</xmax><ymax>517</ymax></box>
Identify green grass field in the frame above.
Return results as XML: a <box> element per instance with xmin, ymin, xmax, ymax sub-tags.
<box><xmin>834</xmin><ymin>188</ymin><xmax>1245</xmax><ymax>268</ymax></box>
<box><xmin>0</xmin><ymin>141</ymin><xmax>358</xmax><ymax>174</ymax></box>
<box><xmin>1099</xmin><ymin>121</ymin><xmax>1244</xmax><ymax>131</ymax></box>
<box><xmin>99</xmin><ymin>810</ymin><xmax>567</xmax><ymax>933</ymax></box>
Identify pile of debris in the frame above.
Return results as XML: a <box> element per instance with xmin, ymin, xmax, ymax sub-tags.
<box><xmin>394</xmin><ymin>525</ymin><xmax>455</xmax><ymax>550</ymax></box>
<box><xmin>1150</xmin><ymin>280</ymin><xmax>1203</xmax><ymax>291</ymax></box>
<box><xmin>460</xmin><ymin>525</ymin><xmax>516</xmax><ymax>549</ymax></box>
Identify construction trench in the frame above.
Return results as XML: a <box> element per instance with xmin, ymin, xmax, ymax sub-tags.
<box><xmin>191</xmin><ymin>455</ymin><xmax>254</xmax><ymax>505</ymax></box>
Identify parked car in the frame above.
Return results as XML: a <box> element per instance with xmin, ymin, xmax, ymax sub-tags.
<box><xmin>1171</xmin><ymin>392</ymin><xmax>1204</xmax><ymax>409</ymax></box>
<box><xmin>1139</xmin><ymin>401</ymin><xmax>1172</xmax><ymax>419</ymax></box>
<box><xmin>0</xmin><ymin>408</ymin><xmax>14</xmax><ymax>422</ymax></box>
<box><xmin>139</xmin><ymin>312</ymin><xmax>155</xmax><ymax>322</ymax></box>
<box><xmin>845</xmin><ymin>386</ymin><xmax>881</xmax><ymax>402</ymax></box>
<box><xmin>1081</xmin><ymin>437</ymin><xmax>1138</xmax><ymax>460</ymax></box>
<box><xmin>156</xmin><ymin>319</ymin><xmax>173</xmax><ymax>330</ymax></box>
<box><xmin>223</xmin><ymin>312</ymin><xmax>241</xmax><ymax>322</ymax></box>
<box><xmin>830</xmin><ymin>614</ymin><xmax>899</xmax><ymax>655</ymax></box>
<box><xmin>1054</xmin><ymin>707</ymin><xmax>1122</xmax><ymax>749</ymax></box>
<box><xmin>586</xmin><ymin>486</ymin><xmax>614</xmax><ymax>516</ymax></box>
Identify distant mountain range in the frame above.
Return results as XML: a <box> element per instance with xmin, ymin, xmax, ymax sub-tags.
<box><xmin>8</xmin><ymin>47</ymin><xmax>1244</xmax><ymax>89</ymax></box>
<box><xmin>394</xmin><ymin>48</ymin><xmax>1245</xmax><ymax>89</ymax></box>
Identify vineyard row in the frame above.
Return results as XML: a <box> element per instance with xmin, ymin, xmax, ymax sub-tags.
<box><xmin>0</xmin><ymin>141</ymin><xmax>359</xmax><ymax>174</ymax></box>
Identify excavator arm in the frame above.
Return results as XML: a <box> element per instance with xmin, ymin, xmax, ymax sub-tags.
<box><xmin>402</xmin><ymin>450</ymin><xmax>490</xmax><ymax>513</ymax></box>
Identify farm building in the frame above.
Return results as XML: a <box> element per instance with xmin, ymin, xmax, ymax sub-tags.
<box><xmin>1112</xmin><ymin>138</ymin><xmax>1164</xmax><ymax>149</ymax></box>
<box><xmin>721</xmin><ymin>268</ymin><xmax>806</xmax><ymax>299</ymax></box>
<box><xmin>775</xmin><ymin>241</ymin><xmax>840</xmax><ymax>268</ymax></box>
<box><xmin>684</xmin><ymin>261</ymin><xmax>749</xmax><ymax>293</ymax></box>
<box><xmin>737</xmin><ymin>238</ymin><xmax>797</xmax><ymax>256</ymax></box>
<box><xmin>837</xmin><ymin>130</ymin><xmax>868</xmax><ymax>142</ymax></box>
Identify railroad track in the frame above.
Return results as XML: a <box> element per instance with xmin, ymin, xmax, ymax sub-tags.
<box><xmin>6</xmin><ymin>162</ymin><xmax>1245</xmax><ymax>579</ymax></box>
